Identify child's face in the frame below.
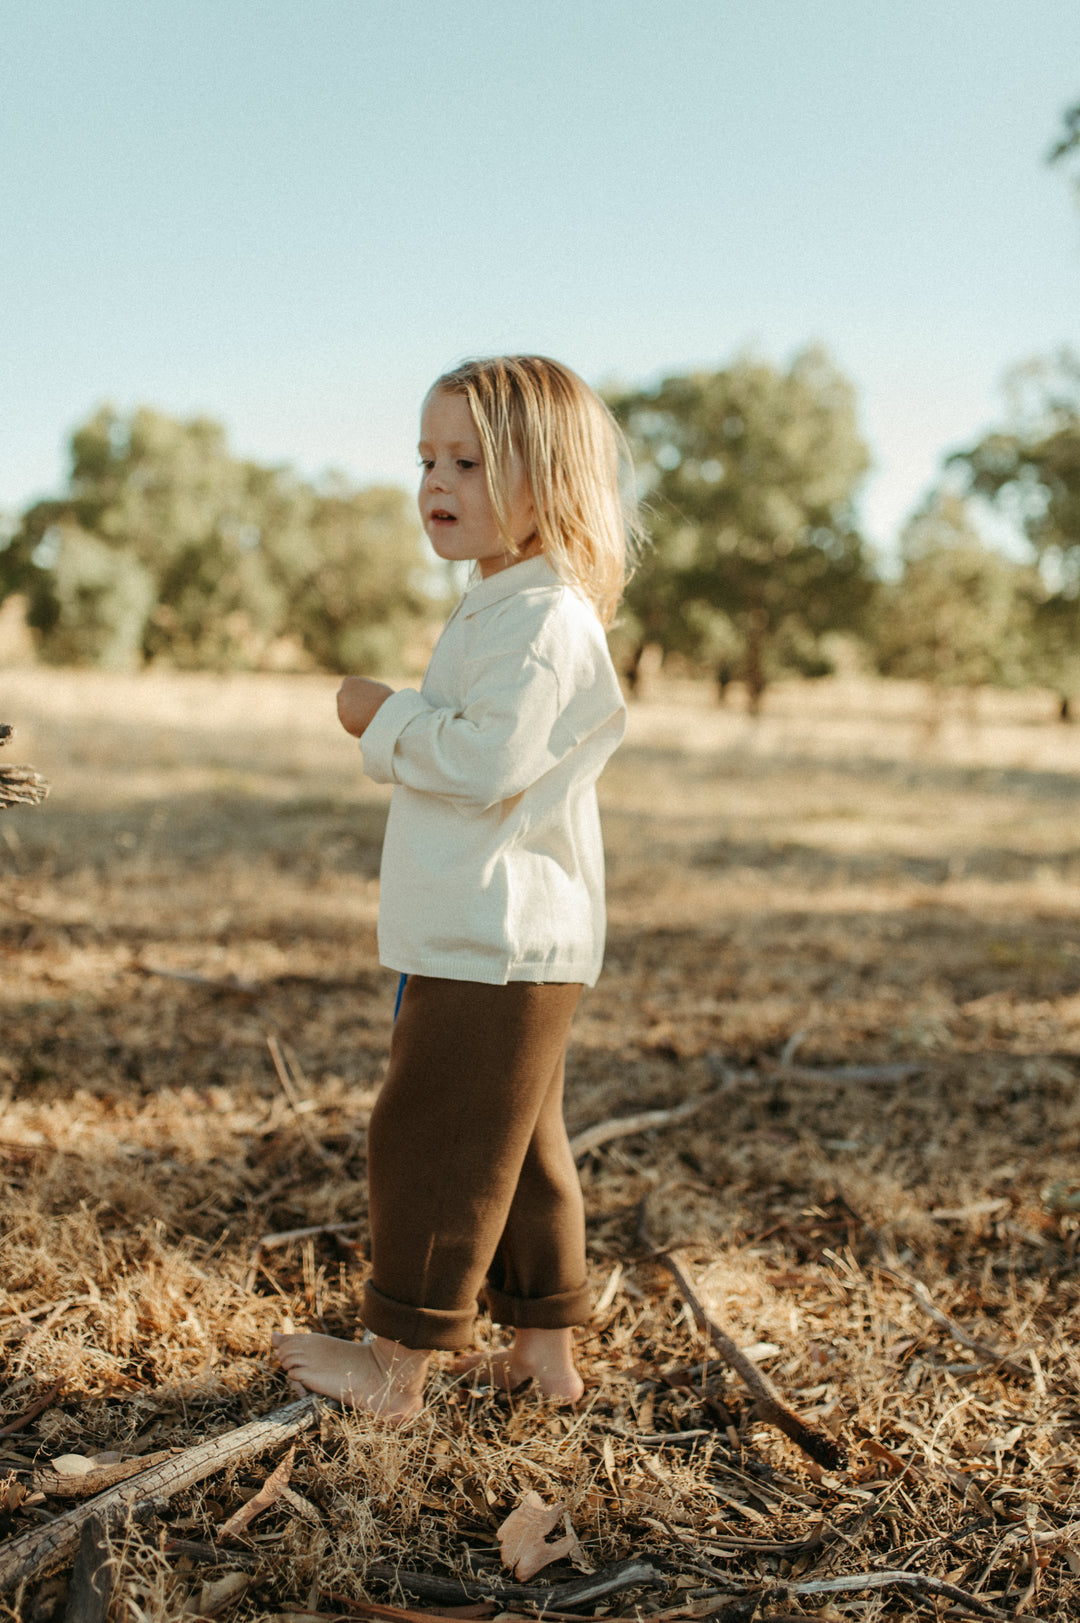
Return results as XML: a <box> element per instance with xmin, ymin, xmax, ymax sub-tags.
<box><xmin>418</xmin><ymin>390</ymin><xmax>537</xmax><ymax>578</ymax></box>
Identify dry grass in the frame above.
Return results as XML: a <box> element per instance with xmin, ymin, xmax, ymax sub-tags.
<box><xmin>1</xmin><ymin>667</ymin><xmax>1079</xmax><ymax>1621</ymax></box>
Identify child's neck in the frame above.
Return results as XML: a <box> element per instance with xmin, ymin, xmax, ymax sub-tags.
<box><xmin>478</xmin><ymin>538</ymin><xmax>544</xmax><ymax>580</ymax></box>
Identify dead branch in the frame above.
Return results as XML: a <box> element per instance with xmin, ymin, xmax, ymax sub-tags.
<box><xmin>0</xmin><ymin>725</ymin><xmax>48</xmax><ymax>810</ymax></box>
<box><xmin>0</xmin><ymin>1395</ymin><xmax>321</xmax><ymax>1595</ymax></box>
<box><xmin>638</xmin><ymin>1202</ymin><xmax>846</xmax><ymax>1472</ymax></box>
<box><xmin>33</xmin><ymin>1451</ymin><xmax>177</xmax><ymax>1499</ymax></box>
<box><xmin>370</xmin><ymin>1556</ymin><xmax>666</xmax><ymax>1610</ymax></box>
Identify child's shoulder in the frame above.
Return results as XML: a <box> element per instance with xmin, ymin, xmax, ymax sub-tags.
<box><xmin>470</xmin><ymin>558</ymin><xmax>602</xmax><ymax>642</ymax></box>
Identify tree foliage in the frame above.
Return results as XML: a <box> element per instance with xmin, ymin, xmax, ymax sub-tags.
<box><xmin>874</xmin><ymin>491</ymin><xmax>1033</xmax><ymax>690</ymax></box>
<box><xmin>0</xmin><ymin>406</ymin><xmax>438</xmax><ymax>671</ymax></box>
<box><xmin>608</xmin><ymin>348</ymin><xmax>873</xmax><ymax>708</ymax></box>
<box><xmin>1049</xmin><ymin>99</ymin><xmax>1080</xmax><ymax>198</ymax></box>
<box><xmin>949</xmin><ymin>356</ymin><xmax>1080</xmax><ymax>716</ymax></box>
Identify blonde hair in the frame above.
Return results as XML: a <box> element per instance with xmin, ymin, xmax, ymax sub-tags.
<box><xmin>430</xmin><ymin>355</ymin><xmax>641</xmax><ymax>628</ymax></box>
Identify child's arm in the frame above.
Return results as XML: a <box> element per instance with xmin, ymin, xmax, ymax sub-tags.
<box><xmin>359</xmin><ymin>630</ymin><xmax>624</xmax><ymax>810</ymax></box>
<box><xmin>337</xmin><ymin>677</ymin><xmax>395</xmax><ymax>739</ymax></box>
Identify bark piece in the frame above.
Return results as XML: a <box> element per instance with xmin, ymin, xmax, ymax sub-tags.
<box><xmin>62</xmin><ymin>1515</ymin><xmax>112</xmax><ymax>1623</ymax></box>
<box><xmin>218</xmin><ymin>1444</ymin><xmax>294</xmax><ymax>1539</ymax></box>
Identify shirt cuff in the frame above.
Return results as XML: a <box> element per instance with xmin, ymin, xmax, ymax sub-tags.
<box><xmin>359</xmin><ymin>686</ymin><xmax>430</xmax><ymax>783</ymax></box>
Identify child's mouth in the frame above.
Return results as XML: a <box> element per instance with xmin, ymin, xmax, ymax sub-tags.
<box><xmin>431</xmin><ymin>511</ymin><xmax>457</xmax><ymax>524</ymax></box>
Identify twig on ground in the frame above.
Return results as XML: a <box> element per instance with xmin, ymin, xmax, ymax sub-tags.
<box><xmin>570</xmin><ymin>1094</ymin><xmax>727</xmax><ymax>1159</ymax></box>
<box><xmin>162</xmin><ymin>1539</ymin><xmax>260</xmax><ymax>1571</ymax></box>
<box><xmin>572</xmin><ymin>1057</ymin><xmax>924</xmax><ymax>1160</ymax></box>
<box><xmin>256</xmin><ymin>1221</ymin><xmax>363</xmax><ymax>1252</ymax></box>
<box><xmin>0</xmin><ymin>1396</ymin><xmax>321</xmax><ymax>1594</ymax></box>
<box><xmin>135</xmin><ymin>963</ymin><xmax>260</xmax><ymax>996</ymax></box>
<box><xmin>837</xmin><ymin>1191</ymin><xmax>1036</xmax><ymax>1382</ymax></box>
<box><xmin>776</xmin><ymin>1565</ymin><xmax>1014</xmax><ymax>1618</ymax></box>
<box><xmin>0</xmin><ymin>1382</ymin><xmax>64</xmax><ymax>1436</ymax></box>
<box><xmin>266</xmin><ymin>1035</ymin><xmax>338</xmax><ymax>1164</ymax></box>
<box><xmin>370</xmin><ymin>1556</ymin><xmax>666</xmax><ymax>1610</ymax></box>
<box><xmin>707</xmin><ymin>1053</ymin><xmax>922</xmax><ymax>1087</ymax></box>
<box><xmin>638</xmin><ymin>1202</ymin><xmax>846</xmax><ymax>1472</ymax></box>
<box><xmin>896</xmin><ymin>1274</ymin><xmax>1035</xmax><ymax>1383</ymax></box>
<box><xmin>322</xmin><ymin>1599</ymin><xmax>496</xmax><ymax>1623</ymax></box>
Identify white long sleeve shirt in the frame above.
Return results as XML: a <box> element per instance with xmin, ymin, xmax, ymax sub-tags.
<box><xmin>359</xmin><ymin>554</ymin><xmax>627</xmax><ymax>985</ymax></box>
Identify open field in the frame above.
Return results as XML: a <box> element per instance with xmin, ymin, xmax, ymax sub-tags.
<box><xmin>2</xmin><ymin>667</ymin><xmax>1079</xmax><ymax>1621</ymax></box>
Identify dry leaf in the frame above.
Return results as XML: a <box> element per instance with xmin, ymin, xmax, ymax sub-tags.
<box><xmin>218</xmin><ymin>1445</ymin><xmax>294</xmax><ymax>1539</ymax></box>
<box><xmin>184</xmin><ymin>1570</ymin><xmax>250</xmax><ymax>1618</ymax></box>
<box><xmin>48</xmin><ymin>1454</ymin><xmax>98</xmax><ymax>1476</ymax></box>
<box><xmin>497</xmin><ymin>1490</ymin><xmax>580</xmax><ymax>1580</ymax></box>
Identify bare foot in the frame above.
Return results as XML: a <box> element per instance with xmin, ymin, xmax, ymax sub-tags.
<box><xmin>452</xmin><ymin>1327</ymin><xmax>584</xmax><ymax>1404</ymax></box>
<box><xmin>271</xmin><ymin>1332</ymin><xmax>429</xmax><ymax>1423</ymax></box>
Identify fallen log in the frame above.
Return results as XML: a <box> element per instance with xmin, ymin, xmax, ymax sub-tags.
<box><xmin>0</xmin><ymin>1395</ymin><xmax>320</xmax><ymax>1596</ymax></box>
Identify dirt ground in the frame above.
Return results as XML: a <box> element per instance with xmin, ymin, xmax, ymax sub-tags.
<box><xmin>1</xmin><ymin>667</ymin><xmax>1078</xmax><ymax>1621</ymax></box>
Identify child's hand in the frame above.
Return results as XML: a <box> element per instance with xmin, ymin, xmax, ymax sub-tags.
<box><xmin>337</xmin><ymin>677</ymin><xmax>395</xmax><ymax>738</ymax></box>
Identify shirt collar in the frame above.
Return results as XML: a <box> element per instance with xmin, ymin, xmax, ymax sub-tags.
<box><xmin>460</xmin><ymin>554</ymin><xmax>561</xmax><ymax>616</ymax></box>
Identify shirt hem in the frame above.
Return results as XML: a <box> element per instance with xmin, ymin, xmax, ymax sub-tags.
<box><xmin>379</xmin><ymin>952</ymin><xmax>602</xmax><ymax>988</ymax></box>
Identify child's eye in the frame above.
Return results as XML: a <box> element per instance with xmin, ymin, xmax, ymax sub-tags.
<box><xmin>418</xmin><ymin>458</ymin><xmax>434</xmax><ymax>471</ymax></box>
<box><xmin>457</xmin><ymin>459</ymin><xmax>477</xmax><ymax>470</ymax></box>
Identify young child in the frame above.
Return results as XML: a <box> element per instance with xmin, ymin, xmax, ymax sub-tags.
<box><xmin>273</xmin><ymin>355</ymin><xmax>638</xmax><ymax>1421</ymax></box>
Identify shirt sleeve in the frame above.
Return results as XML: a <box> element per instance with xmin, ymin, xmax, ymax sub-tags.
<box><xmin>359</xmin><ymin>623</ymin><xmax>622</xmax><ymax>811</ymax></box>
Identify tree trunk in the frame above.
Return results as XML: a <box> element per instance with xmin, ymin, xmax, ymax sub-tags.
<box><xmin>624</xmin><ymin>641</ymin><xmax>645</xmax><ymax>698</ymax></box>
<box><xmin>716</xmin><ymin>662</ymin><xmax>733</xmax><ymax>705</ymax></box>
<box><xmin>743</xmin><ymin>610</ymin><xmax>768</xmax><ymax>716</ymax></box>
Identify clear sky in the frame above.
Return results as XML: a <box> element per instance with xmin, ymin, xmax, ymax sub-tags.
<box><xmin>2</xmin><ymin>1</ymin><xmax>1078</xmax><ymax>558</ymax></box>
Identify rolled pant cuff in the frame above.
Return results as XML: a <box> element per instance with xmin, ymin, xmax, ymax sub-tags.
<box><xmin>362</xmin><ymin>1281</ymin><xmax>476</xmax><ymax>1351</ymax></box>
<box><xmin>483</xmin><ymin>1281</ymin><xmax>592</xmax><ymax>1329</ymax></box>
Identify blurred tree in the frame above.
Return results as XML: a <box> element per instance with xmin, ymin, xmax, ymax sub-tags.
<box><xmin>289</xmin><ymin>480</ymin><xmax>435</xmax><ymax>671</ymax></box>
<box><xmin>0</xmin><ymin>406</ymin><xmax>435</xmax><ymax>671</ymax></box>
<box><xmin>1049</xmin><ymin>99</ymin><xmax>1080</xmax><ymax>197</ymax></box>
<box><xmin>874</xmin><ymin>491</ymin><xmax>1033</xmax><ymax>693</ymax></box>
<box><xmin>949</xmin><ymin>355</ymin><xmax>1080</xmax><ymax>718</ymax></box>
<box><xmin>608</xmin><ymin>348</ymin><xmax>873</xmax><ymax>710</ymax></box>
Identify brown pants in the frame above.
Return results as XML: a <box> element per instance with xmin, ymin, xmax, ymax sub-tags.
<box><xmin>361</xmin><ymin>975</ymin><xmax>589</xmax><ymax>1350</ymax></box>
